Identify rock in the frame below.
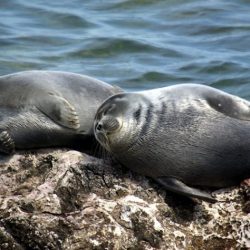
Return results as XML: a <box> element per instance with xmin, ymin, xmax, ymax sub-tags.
<box><xmin>0</xmin><ymin>149</ymin><xmax>249</xmax><ymax>250</ymax></box>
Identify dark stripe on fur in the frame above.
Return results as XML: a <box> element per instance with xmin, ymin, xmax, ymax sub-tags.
<box><xmin>157</xmin><ymin>101</ymin><xmax>167</xmax><ymax>124</ymax></box>
<box><xmin>133</xmin><ymin>104</ymin><xmax>142</xmax><ymax>124</ymax></box>
<box><xmin>139</xmin><ymin>102</ymin><xmax>154</xmax><ymax>137</ymax></box>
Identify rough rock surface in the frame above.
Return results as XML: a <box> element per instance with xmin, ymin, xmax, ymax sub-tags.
<box><xmin>0</xmin><ymin>149</ymin><xmax>249</xmax><ymax>250</ymax></box>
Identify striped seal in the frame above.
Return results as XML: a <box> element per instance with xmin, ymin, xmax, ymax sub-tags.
<box><xmin>0</xmin><ymin>70</ymin><xmax>122</xmax><ymax>154</ymax></box>
<box><xmin>94</xmin><ymin>84</ymin><xmax>250</xmax><ymax>202</ymax></box>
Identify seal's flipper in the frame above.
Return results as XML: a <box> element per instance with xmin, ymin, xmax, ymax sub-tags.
<box><xmin>0</xmin><ymin>131</ymin><xmax>15</xmax><ymax>154</ymax></box>
<box><xmin>205</xmin><ymin>90</ymin><xmax>250</xmax><ymax>121</ymax></box>
<box><xmin>156</xmin><ymin>177</ymin><xmax>217</xmax><ymax>203</ymax></box>
<box><xmin>36</xmin><ymin>93</ymin><xmax>80</xmax><ymax>130</ymax></box>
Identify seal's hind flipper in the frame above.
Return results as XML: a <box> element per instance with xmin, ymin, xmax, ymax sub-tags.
<box><xmin>0</xmin><ymin>131</ymin><xmax>15</xmax><ymax>154</ymax></box>
<box><xmin>36</xmin><ymin>93</ymin><xmax>80</xmax><ymax>130</ymax></box>
<box><xmin>156</xmin><ymin>176</ymin><xmax>217</xmax><ymax>203</ymax></box>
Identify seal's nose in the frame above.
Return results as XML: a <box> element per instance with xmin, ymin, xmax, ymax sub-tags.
<box><xmin>96</xmin><ymin>122</ymin><xmax>103</xmax><ymax>131</ymax></box>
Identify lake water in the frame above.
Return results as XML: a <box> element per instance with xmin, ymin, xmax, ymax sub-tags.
<box><xmin>0</xmin><ymin>0</ymin><xmax>250</xmax><ymax>97</ymax></box>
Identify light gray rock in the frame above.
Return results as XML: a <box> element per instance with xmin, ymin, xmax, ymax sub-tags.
<box><xmin>0</xmin><ymin>150</ymin><xmax>249</xmax><ymax>249</ymax></box>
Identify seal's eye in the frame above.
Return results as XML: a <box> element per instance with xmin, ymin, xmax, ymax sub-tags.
<box><xmin>103</xmin><ymin>104</ymin><xmax>116</xmax><ymax>115</ymax></box>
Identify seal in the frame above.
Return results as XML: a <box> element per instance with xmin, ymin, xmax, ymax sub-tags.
<box><xmin>94</xmin><ymin>84</ymin><xmax>250</xmax><ymax>202</ymax></box>
<box><xmin>0</xmin><ymin>70</ymin><xmax>122</xmax><ymax>154</ymax></box>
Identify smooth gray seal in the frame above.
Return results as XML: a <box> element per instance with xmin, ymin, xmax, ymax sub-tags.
<box><xmin>94</xmin><ymin>84</ymin><xmax>250</xmax><ymax>202</ymax></box>
<box><xmin>0</xmin><ymin>70</ymin><xmax>122</xmax><ymax>154</ymax></box>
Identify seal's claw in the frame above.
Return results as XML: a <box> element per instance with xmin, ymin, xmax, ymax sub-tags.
<box><xmin>0</xmin><ymin>131</ymin><xmax>15</xmax><ymax>154</ymax></box>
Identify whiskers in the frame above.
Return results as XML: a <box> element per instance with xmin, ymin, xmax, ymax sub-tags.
<box><xmin>91</xmin><ymin>139</ymin><xmax>112</xmax><ymax>164</ymax></box>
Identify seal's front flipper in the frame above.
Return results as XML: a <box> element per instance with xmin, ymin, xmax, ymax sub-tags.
<box><xmin>0</xmin><ymin>131</ymin><xmax>15</xmax><ymax>154</ymax></box>
<box><xmin>36</xmin><ymin>93</ymin><xmax>80</xmax><ymax>130</ymax></box>
<box><xmin>205</xmin><ymin>89</ymin><xmax>250</xmax><ymax>121</ymax></box>
<box><xmin>156</xmin><ymin>177</ymin><xmax>217</xmax><ymax>203</ymax></box>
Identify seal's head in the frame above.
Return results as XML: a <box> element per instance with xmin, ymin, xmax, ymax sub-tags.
<box><xmin>94</xmin><ymin>93</ymin><xmax>145</xmax><ymax>153</ymax></box>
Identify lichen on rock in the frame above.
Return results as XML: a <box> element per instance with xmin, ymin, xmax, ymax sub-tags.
<box><xmin>0</xmin><ymin>149</ymin><xmax>249</xmax><ymax>249</ymax></box>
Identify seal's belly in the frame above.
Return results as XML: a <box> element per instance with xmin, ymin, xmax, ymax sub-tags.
<box><xmin>121</xmin><ymin>111</ymin><xmax>250</xmax><ymax>187</ymax></box>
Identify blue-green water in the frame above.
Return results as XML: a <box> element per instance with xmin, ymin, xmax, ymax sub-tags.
<box><xmin>1</xmin><ymin>0</ymin><xmax>250</xmax><ymax>97</ymax></box>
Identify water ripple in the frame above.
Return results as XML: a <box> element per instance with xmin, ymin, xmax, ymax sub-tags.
<box><xmin>0</xmin><ymin>0</ymin><xmax>250</xmax><ymax>95</ymax></box>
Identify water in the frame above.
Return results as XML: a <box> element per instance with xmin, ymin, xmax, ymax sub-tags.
<box><xmin>0</xmin><ymin>0</ymin><xmax>250</xmax><ymax>98</ymax></box>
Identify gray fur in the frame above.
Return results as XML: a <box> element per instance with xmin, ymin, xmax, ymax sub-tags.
<box><xmin>94</xmin><ymin>84</ymin><xmax>250</xmax><ymax>202</ymax></box>
<box><xmin>0</xmin><ymin>70</ymin><xmax>121</xmax><ymax>152</ymax></box>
